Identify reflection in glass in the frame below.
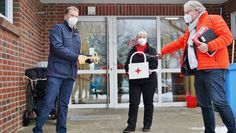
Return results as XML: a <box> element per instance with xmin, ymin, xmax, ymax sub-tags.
<box><xmin>117</xmin><ymin>74</ymin><xmax>129</xmax><ymax>103</ymax></box>
<box><xmin>71</xmin><ymin>74</ymin><xmax>107</xmax><ymax>104</ymax></box>
<box><xmin>161</xmin><ymin>73</ymin><xmax>187</xmax><ymax>102</ymax></box>
<box><xmin>0</xmin><ymin>1</ymin><xmax>5</xmax><ymax>16</ymax></box>
<box><xmin>117</xmin><ymin>19</ymin><xmax>157</xmax><ymax>68</ymax></box>
<box><xmin>117</xmin><ymin>74</ymin><xmax>158</xmax><ymax>103</ymax></box>
<box><xmin>77</xmin><ymin>22</ymin><xmax>107</xmax><ymax>70</ymax></box>
<box><xmin>117</xmin><ymin>18</ymin><xmax>158</xmax><ymax>103</ymax></box>
<box><xmin>160</xmin><ymin>18</ymin><xmax>187</xmax><ymax>69</ymax></box>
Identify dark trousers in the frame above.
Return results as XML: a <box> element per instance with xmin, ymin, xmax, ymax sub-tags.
<box><xmin>127</xmin><ymin>81</ymin><xmax>157</xmax><ymax>129</ymax></box>
<box><xmin>194</xmin><ymin>69</ymin><xmax>236</xmax><ymax>133</ymax></box>
<box><xmin>33</xmin><ymin>77</ymin><xmax>74</xmax><ymax>133</ymax></box>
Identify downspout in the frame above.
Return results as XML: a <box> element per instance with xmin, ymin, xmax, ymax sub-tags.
<box><xmin>220</xmin><ymin>7</ymin><xmax>223</xmax><ymax>16</ymax></box>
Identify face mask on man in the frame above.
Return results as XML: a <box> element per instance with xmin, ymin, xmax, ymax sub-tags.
<box><xmin>67</xmin><ymin>17</ymin><xmax>78</xmax><ymax>28</ymax></box>
<box><xmin>184</xmin><ymin>14</ymin><xmax>192</xmax><ymax>23</ymax></box>
<box><xmin>137</xmin><ymin>38</ymin><xmax>147</xmax><ymax>46</ymax></box>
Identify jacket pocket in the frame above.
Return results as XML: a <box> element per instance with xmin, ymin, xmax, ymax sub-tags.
<box><xmin>62</xmin><ymin>33</ymin><xmax>72</xmax><ymax>47</ymax></box>
<box><xmin>54</xmin><ymin>61</ymin><xmax>70</xmax><ymax>75</ymax></box>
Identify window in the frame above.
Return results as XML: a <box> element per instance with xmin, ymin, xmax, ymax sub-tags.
<box><xmin>160</xmin><ymin>17</ymin><xmax>188</xmax><ymax>102</ymax></box>
<box><xmin>231</xmin><ymin>12</ymin><xmax>236</xmax><ymax>39</ymax></box>
<box><xmin>160</xmin><ymin>17</ymin><xmax>187</xmax><ymax>69</ymax></box>
<box><xmin>0</xmin><ymin>0</ymin><xmax>13</xmax><ymax>23</ymax></box>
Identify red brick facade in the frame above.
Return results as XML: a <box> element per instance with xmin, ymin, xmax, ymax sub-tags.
<box><xmin>0</xmin><ymin>0</ymin><xmax>43</xmax><ymax>132</ymax></box>
<box><xmin>222</xmin><ymin>0</ymin><xmax>236</xmax><ymax>26</ymax></box>
<box><xmin>0</xmin><ymin>1</ymin><xmax>235</xmax><ymax>132</ymax></box>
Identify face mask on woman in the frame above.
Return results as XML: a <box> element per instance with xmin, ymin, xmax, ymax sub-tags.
<box><xmin>67</xmin><ymin>17</ymin><xmax>78</xmax><ymax>28</ymax></box>
<box><xmin>138</xmin><ymin>38</ymin><xmax>147</xmax><ymax>46</ymax></box>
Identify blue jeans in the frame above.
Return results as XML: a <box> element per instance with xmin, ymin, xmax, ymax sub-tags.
<box><xmin>194</xmin><ymin>69</ymin><xmax>236</xmax><ymax>133</ymax></box>
<box><xmin>33</xmin><ymin>77</ymin><xmax>74</xmax><ymax>133</ymax></box>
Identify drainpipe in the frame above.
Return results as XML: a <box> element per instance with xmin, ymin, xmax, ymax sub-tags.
<box><xmin>220</xmin><ymin>7</ymin><xmax>223</xmax><ymax>16</ymax></box>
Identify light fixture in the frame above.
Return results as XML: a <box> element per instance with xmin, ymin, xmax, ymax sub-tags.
<box><xmin>164</xmin><ymin>17</ymin><xmax>179</xmax><ymax>20</ymax></box>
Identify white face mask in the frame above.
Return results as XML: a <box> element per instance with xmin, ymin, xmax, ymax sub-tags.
<box><xmin>67</xmin><ymin>17</ymin><xmax>78</xmax><ymax>28</ymax></box>
<box><xmin>137</xmin><ymin>38</ymin><xmax>147</xmax><ymax>46</ymax></box>
<box><xmin>184</xmin><ymin>14</ymin><xmax>192</xmax><ymax>23</ymax></box>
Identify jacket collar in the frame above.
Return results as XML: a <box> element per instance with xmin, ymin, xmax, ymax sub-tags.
<box><xmin>197</xmin><ymin>11</ymin><xmax>209</xmax><ymax>26</ymax></box>
<box><xmin>132</xmin><ymin>43</ymin><xmax>150</xmax><ymax>52</ymax></box>
<box><xmin>64</xmin><ymin>20</ymin><xmax>73</xmax><ymax>31</ymax></box>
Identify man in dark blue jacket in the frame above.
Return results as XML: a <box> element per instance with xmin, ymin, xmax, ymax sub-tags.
<box><xmin>33</xmin><ymin>6</ymin><xmax>88</xmax><ymax>133</ymax></box>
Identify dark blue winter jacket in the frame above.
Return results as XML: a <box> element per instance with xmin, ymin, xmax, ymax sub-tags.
<box><xmin>47</xmin><ymin>21</ymin><xmax>80</xmax><ymax>80</ymax></box>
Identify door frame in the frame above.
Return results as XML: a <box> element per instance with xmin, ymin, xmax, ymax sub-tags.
<box><xmin>69</xmin><ymin>16</ymin><xmax>186</xmax><ymax>109</ymax></box>
<box><xmin>69</xmin><ymin>16</ymin><xmax>111</xmax><ymax>108</ymax></box>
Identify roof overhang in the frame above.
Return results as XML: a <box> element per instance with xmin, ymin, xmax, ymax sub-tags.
<box><xmin>40</xmin><ymin>0</ymin><xmax>228</xmax><ymax>4</ymax></box>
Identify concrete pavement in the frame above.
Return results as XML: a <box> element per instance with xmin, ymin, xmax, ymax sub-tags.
<box><xmin>19</xmin><ymin>107</ymin><xmax>228</xmax><ymax>133</ymax></box>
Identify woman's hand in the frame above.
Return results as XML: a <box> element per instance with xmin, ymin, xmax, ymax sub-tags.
<box><xmin>149</xmin><ymin>70</ymin><xmax>152</xmax><ymax>75</ymax></box>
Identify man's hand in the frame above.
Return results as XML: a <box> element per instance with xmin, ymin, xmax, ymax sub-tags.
<box><xmin>156</xmin><ymin>53</ymin><xmax>162</xmax><ymax>59</ymax></box>
<box><xmin>89</xmin><ymin>54</ymin><xmax>100</xmax><ymax>64</ymax></box>
<box><xmin>82</xmin><ymin>54</ymin><xmax>100</xmax><ymax>64</ymax></box>
<box><xmin>78</xmin><ymin>55</ymin><xmax>88</xmax><ymax>64</ymax></box>
<box><xmin>198</xmin><ymin>42</ymin><xmax>208</xmax><ymax>53</ymax></box>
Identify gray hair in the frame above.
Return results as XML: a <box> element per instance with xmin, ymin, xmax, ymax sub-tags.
<box><xmin>184</xmin><ymin>0</ymin><xmax>206</xmax><ymax>13</ymax></box>
<box><xmin>137</xmin><ymin>31</ymin><xmax>147</xmax><ymax>37</ymax></box>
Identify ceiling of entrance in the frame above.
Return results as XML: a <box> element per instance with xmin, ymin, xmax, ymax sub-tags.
<box><xmin>41</xmin><ymin>0</ymin><xmax>228</xmax><ymax>4</ymax></box>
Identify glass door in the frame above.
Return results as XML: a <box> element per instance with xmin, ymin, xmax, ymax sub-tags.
<box><xmin>70</xmin><ymin>17</ymin><xmax>109</xmax><ymax>108</ymax></box>
<box><xmin>115</xmin><ymin>17</ymin><xmax>188</xmax><ymax>107</ymax></box>
<box><xmin>69</xmin><ymin>16</ymin><xmax>190</xmax><ymax>108</ymax></box>
<box><xmin>115</xmin><ymin>17</ymin><xmax>158</xmax><ymax>106</ymax></box>
<box><xmin>160</xmin><ymin>17</ymin><xmax>188</xmax><ymax>103</ymax></box>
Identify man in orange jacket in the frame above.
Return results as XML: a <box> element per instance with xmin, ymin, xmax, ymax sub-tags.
<box><xmin>157</xmin><ymin>1</ymin><xmax>236</xmax><ymax>133</ymax></box>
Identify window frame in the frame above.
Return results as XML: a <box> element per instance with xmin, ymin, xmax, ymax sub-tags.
<box><xmin>0</xmin><ymin>0</ymin><xmax>13</xmax><ymax>23</ymax></box>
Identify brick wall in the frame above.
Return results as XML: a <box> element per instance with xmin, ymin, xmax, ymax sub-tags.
<box><xmin>0</xmin><ymin>0</ymin><xmax>43</xmax><ymax>132</ymax></box>
<box><xmin>0</xmin><ymin>27</ymin><xmax>20</xmax><ymax>132</ymax></box>
<box><xmin>222</xmin><ymin>0</ymin><xmax>236</xmax><ymax>27</ymax></box>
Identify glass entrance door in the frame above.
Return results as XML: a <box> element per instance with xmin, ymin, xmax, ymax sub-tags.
<box><xmin>69</xmin><ymin>16</ymin><xmax>189</xmax><ymax>108</ymax></box>
<box><xmin>115</xmin><ymin>18</ymin><xmax>158</xmax><ymax>105</ymax></box>
<box><xmin>115</xmin><ymin>17</ymin><xmax>188</xmax><ymax>107</ymax></box>
<box><xmin>70</xmin><ymin>17</ymin><xmax>109</xmax><ymax>108</ymax></box>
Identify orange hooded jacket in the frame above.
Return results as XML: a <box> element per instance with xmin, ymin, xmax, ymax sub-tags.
<box><xmin>161</xmin><ymin>12</ymin><xmax>233</xmax><ymax>71</ymax></box>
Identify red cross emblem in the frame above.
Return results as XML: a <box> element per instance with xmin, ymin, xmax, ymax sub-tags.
<box><xmin>135</xmin><ymin>68</ymin><xmax>141</xmax><ymax>74</ymax></box>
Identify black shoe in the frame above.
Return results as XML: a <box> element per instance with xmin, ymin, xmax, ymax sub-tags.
<box><xmin>123</xmin><ymin>126</ymin><xmax>135</xmax><ymax>133</ymax></box>
<box><xmin>142</xmin><ymin>127</ymin><xmax>150</xmax><ymax>132</ymax></box>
